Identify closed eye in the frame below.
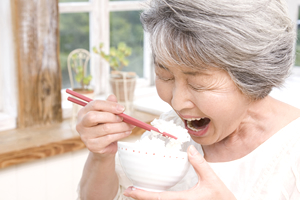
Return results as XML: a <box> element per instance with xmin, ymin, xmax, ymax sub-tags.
<box><xmin>188</xmin><ymin>84</ymin><xmax>206</xmax><ymax>91</ymax></box>
<box><xmin>156</xmin><ymin>75</ymin><xmax>174</xmax><ymax>82</ymax></box>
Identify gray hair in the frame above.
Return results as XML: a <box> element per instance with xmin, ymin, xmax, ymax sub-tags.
<box><xmin>140</xmin><ymin>0</ymin><xmax>296</xmax><ymax>100</ymax></box>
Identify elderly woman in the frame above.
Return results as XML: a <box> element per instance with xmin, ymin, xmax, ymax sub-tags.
<box><xmin>77</xmin><ymin>0</ymin><xmax>300</xmax><ymax>199</ymax></box>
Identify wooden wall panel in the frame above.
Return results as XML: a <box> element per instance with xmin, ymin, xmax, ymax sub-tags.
<box><xmin>12</xmin><ymin>0</ymin><xmax>62</xmax><ymax>128</ymax></box>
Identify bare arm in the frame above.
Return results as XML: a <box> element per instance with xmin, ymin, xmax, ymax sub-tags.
<box><xmin>76</xmin><ymin>94</ymin><xmax>135</xmax><ymax>200</ymax></box>
<box><xmin>80</xmin><ymin>153</ymin><xmax>119</xmax><ymax>200</ymax></box>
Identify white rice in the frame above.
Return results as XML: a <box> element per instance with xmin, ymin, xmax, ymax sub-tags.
<box><xmin>135</xmin><ymin>118</ymin><xmax>191</xmax><ymax>152</ymax></box>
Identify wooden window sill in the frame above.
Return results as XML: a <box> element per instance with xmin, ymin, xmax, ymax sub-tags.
<box><xmin>0</xmin><ymin>110</ymin><xmax>158</xmax><ymax>169</ymax></box>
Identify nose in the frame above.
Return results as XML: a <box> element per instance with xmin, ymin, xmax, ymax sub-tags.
<box><xmin>171</xmin><ymin>82</ymin><xmax>194</xmax><ymax>111</ymax></box>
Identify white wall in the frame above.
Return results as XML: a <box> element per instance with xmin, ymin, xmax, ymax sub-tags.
<box><xmin>0</xmin><ymin>149</ymin><xmax>89</xmax><ymax>200</ymax></box>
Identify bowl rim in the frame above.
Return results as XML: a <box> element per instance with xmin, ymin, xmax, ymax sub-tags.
<box><xmin>117</xmin><ymin>141</ymin><xmax>188</xmax><ymax>158</ymax></box>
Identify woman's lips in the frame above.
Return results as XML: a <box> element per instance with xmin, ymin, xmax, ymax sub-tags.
<box><xmin>184</xmin><ymin>120</ymin><xmax>210</xmax><ymax>137</ymax></box>
<box><xmin>178</xmin><ymin>113</ymin><xmax>201</xmax><ymax>119</ymax></box>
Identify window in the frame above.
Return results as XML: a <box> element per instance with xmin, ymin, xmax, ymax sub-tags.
<box><xmin>60</xmin><ymin>12</ymin><xmax>90</xmax><ymax>89</ymax></box>
<box><xmin>296</xmin><ymin>11</ymin><xmax>300</xmax><ymax>67</ymax></box>
<box><xmin>287</xmin><ymin>1</ymin><xmax>300</xmax><ymax>67</ymax></box>
<box><xmin>58</xmin><ymin>0</ymin><xmax>152</xmax><ymax>94</ymax></box>
<box><xmin>110</xmin><ymin>11</ymin><xmax>144</xmax><ymax>77</ymax></box>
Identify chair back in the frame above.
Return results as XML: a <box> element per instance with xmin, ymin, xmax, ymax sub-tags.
<box><xmin>67</xmin><ymin>49</ymin><xmax>91</xmax><ymax>89</ymax></box>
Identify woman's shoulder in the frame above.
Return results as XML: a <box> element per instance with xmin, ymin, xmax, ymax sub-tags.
<box><xmin>278</xmin><ymin>115</ymin><xmax>300</xmax><ymax>138</ymax></box>
<box><xmin>271</xmin><ymin>115</ymin><xmax>300</xmax><ymax>169</ymax></box>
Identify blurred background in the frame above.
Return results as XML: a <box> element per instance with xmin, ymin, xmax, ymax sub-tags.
<box><xmin>1</xmin><ymin>0</ymin><xmax>300</xmax><ymax>199</ymax></box>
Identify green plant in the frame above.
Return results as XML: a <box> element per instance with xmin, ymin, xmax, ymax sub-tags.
<box><xmin>71</xmin><ymin>54</ymin><xmax>92</xmax><ymax>90</ymax></box>
<box><xmin>93</xmin><ymin>42</ymin><xmax>132</xmax><ymax>71</ymax></box>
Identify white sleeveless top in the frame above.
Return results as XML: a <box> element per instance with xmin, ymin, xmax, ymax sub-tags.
<box><xmin>112</xmin><ymin>110</ymin><xmax>300</xmax><ymax>200</ymax></box>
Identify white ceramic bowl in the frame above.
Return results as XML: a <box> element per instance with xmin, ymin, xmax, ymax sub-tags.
<box><xmin>117</xmin><ymin>141</ymin><xmax>190</xmax><ymax>192</ymax></box>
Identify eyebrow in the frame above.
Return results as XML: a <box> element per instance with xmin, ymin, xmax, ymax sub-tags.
<box><xmin>157</xmin><ymin>63</ymin><xmax>169</xmax><ymax>71</ymax></box>
<box><xmin>157</xmin><ymin>63</ymin><xmax>206</xmax><ymax>76</ymax></box>
<box><xmin>182</xmin><ymin>70</ymin><xmax>201</xmax><ymax>76</ymax></box>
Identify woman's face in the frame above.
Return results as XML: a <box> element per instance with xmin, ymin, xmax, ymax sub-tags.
<box><xmin>155</xmin><ymin>63</ymin><xmax>251</xmax><ymax>145</ymax></box>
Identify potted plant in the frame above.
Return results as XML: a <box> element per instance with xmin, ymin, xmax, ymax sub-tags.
<box><xmin>93</xmin><ymin>42</ymin><xmax>137</xmax><ymax>113</ymax></box>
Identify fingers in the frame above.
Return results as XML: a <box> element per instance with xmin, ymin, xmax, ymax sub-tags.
<box><xmin>75</xmin><ymin>94</ymin><xmax>134</xmax><ymax>156</ymax></box>
<box><xmin>78</xmin><ymin>121</ymin><xmax>135</xmax><ymax>139</ymax></box>
<box><xmin>77</xmin><ymin>94</ymin><xmax>124</xmax><ymax>125</ymax></box>
<box><xmin>188</xmin><ymin>145</ymin><xmax>216</xmax><ymax>180</ymax></box>
<box><xmin>80</xmin><ymin>110</ymin><xmax>123</xmax><ymax>127</ymax></box>
<box><xmin>77</xmin><ymin>109</ymin><xmax>135</xmax><ymax>137</ymax></box>
<box><xmin>83</xmin><ymin>99</ymin><xmax>125</xmax><ymax>115</ymax></box>
<box><xmin>124</xmin><ymin>186</ymin><xmax>184</xmax><ymax>200</ymax></box>
<box><xmin>78</xmin><ymin>124</ymin><xmax>134</xmax><ymax>155</ymax></box>
<box><xmin>84</xmin><ymin>132</ymin><xmax>132</xmax><ymax>154</ymax></box>
<box><xmin>76</xmin><ymin>98</ymin><xmax>124</xmax><ymax>124</ymax></box>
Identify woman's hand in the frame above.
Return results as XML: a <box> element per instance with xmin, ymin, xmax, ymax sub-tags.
<box><xmin>76</xmin><ymin>94</ymin><xmax>135</xmax><ymax>158</ymax></box>
<box><xmin>123</xmin><ymin>145</ymin><xmax>236</xmax><ymax>200</ymax></box>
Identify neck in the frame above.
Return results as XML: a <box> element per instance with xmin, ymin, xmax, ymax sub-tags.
<box><xmin>203</xmin><ymin>96</ymin><xmax>300</xmax><ymax>162</ymax></box>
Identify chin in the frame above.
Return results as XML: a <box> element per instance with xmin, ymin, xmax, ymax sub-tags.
<box><xmin>190</xmin><ymin>136</ymin><xmax>213</xmax><ymax>146</ymax></box>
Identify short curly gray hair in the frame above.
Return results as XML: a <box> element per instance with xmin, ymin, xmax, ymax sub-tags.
<box><xmin>140</xmin><ymin>0</ymin><xmax>296</xmax><ymax>100</ymax></box>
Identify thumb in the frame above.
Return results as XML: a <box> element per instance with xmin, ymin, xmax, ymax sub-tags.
<box><xmin>188</xmin><ymin>145</ymin><xmax>215</xmax><ymax>180</ymax></box>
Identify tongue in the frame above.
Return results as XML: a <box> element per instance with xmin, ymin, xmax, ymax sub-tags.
<box><xmin>191</xmin><ymin>118</ymin><xmax>210</xmax><ymax>129</ymax></box>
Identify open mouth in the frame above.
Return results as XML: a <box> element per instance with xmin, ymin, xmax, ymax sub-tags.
<box><xmin>185</xmin><ymin>117</ymin><xmax>211</xmax><ymax>132</ymax></box>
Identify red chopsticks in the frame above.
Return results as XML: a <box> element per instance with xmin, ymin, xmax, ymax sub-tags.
<box><xmin>66</xmin><ymin>89</ymin><xmax>177</xmax><ymax>139</ymax></box>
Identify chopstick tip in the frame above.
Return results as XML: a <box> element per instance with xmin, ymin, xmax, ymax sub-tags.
<box><xmin>162</xmin><ymin>132</ymin><xmax>177</xmax><ymax>140</ymax></box>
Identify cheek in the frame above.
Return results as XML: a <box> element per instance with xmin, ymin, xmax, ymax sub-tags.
<box><xmin>197</xmin><ymin>91</ymin><xmax>248</xmax><ymax>120</ymax></box>
<box><xmin>155</xmin><ymin>80</ymin><xmax>172</xmax><ymax>104</ymax></box>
